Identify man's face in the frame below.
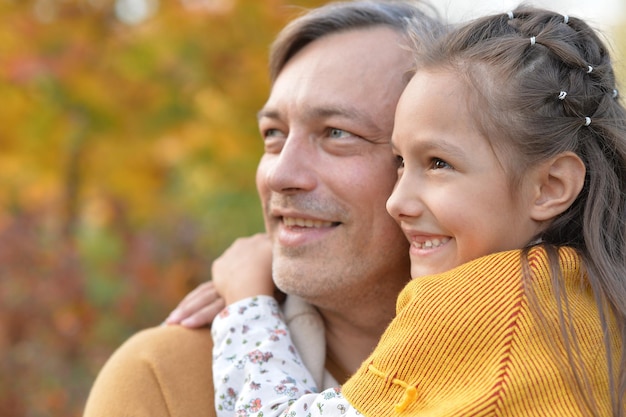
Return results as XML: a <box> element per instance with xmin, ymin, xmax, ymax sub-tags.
<box><xmin>256</xmin><ymin>27</ymin><xmax>412</xmax><ymax>307</ymax></box>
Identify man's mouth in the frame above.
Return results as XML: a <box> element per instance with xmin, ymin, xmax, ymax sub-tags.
<box><xmin>283</xmin><ymin>217</ymin><xmax>337</xmax><ymax>228</ymax></box>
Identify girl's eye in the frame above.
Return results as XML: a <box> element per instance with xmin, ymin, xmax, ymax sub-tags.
<box><xmin>431</xmin><ymin>158</ymin><xmax>452</xmax><ymax>170</ymax></box>
<box><xmin>395</xmin><ymin>155</ymin><xmax>404</xmax><ymax>168</ymax></box>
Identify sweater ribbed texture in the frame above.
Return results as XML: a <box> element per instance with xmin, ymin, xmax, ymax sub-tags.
<box><xmin>342</xmin><ymin>247</ymin><xmax>619</xmax><ymax>416</ymax></box>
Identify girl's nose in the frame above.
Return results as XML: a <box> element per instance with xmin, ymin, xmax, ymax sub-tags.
<box><xmin>386</xmin><ymin>174</ymin><xmax>424</xmax><ymax>221</ymax></box>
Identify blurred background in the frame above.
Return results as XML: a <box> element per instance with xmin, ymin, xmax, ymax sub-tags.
<box><xmin>0</xmin><ymin>0</ymin><xmax>623</xmax><ymax>416</ymax></box>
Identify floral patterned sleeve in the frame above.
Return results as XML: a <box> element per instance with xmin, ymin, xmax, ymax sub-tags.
<box><xmin>212</xmin><ymin>296</ymin><xmax>361</xmax><ymax>417</ymax></box>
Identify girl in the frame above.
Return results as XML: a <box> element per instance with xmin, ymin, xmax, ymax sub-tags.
<box><xmin>212</xmin><ymin>6</ymin><xmax>625</xmax><ymax>416</ymax></box>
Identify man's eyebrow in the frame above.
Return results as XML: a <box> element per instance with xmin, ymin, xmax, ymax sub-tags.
<box><xmin>257</xmin><ymin>108</ymin><xmax>279</xmax><ymax>121</ymax></box>
<box><xmin>258</xmin><ymin>105</ymin><xmax>379</xmax><ymax>131</ymax></box>
<box><xmin>311</xmin><ymin>105</ymin><xmax>378</xmax><ymax>130</ymax></box>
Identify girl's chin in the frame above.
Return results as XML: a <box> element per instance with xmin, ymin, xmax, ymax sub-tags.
<box><xmin>410</xmin><ymin>265</ymin><xmax>448</xmax><ymax>279</ymax></box>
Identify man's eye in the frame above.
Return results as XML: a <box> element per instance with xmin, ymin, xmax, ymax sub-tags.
<box><xmin>261</xmin><ymin>128</ymin><xmax>287</xmax><ymax>153</ymax></box>
<box><xmin>328</xmin><ymin>128</ymin><xmax>351</xmax><ymax>138</ymax></box>
<box><xmin>264</xmin><ymin>128</ymin><xmax>282</xmax><ymax>138</ymax></box>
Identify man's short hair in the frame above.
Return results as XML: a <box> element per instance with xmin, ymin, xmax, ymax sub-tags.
<box><xmin>269</xmin><ymin>0</ymin><xmax>444</xmax><ymax>82</ymax></box>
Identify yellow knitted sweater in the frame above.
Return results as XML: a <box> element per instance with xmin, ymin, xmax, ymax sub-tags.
<box><xmin>342</xmin><ymin>247</ymin><xmax>619</xmax><ymax>416</ymax></box>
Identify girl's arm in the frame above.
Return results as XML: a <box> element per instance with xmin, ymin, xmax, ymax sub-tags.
<box><xmin>164</xmin><ymin>281</ymin><xmax>225</xmax><ymax>327</ymax></box>
<box><xmin>212</xmin><ymin>296</ymin><xmax>360</xmax><ymax>417</ymax></box>
<box><xmin>165</xmin><ymin>233</ymin><xmax>281</xmax><ymax>327</ymax></box>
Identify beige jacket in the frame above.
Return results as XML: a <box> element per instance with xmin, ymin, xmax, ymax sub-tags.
<box><xmin>82</xmin><ymin>295</ymin><xmax>335</xmax><ymax>417</ymax></box>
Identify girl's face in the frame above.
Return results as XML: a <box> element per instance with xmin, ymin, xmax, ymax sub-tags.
<box><xmin>387</xmin><ymin>69</ymin><xmax>544</xmax><ymax>279</ymax></box>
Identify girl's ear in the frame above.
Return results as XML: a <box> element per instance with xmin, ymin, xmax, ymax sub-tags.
<box><xmin>530</xmin><ymin>151</ymin><xmax>586</xmax><ymax>222</ymax></box>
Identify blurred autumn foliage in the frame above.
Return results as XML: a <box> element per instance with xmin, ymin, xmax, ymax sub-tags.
<box><xmin>0</xmin><ymin>0</ymin><xmax>624</xmax><ymax>416</ymax></box>
<box><xmin>0</xmin><ymin>0</ymin><xmax>325</xmax><ymax>415</ymax></box>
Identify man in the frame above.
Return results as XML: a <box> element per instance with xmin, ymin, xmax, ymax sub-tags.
<box><xmin>82</xmin><ymin>2</ymin><xmax>443</xmax><ymax>416</ymax></box>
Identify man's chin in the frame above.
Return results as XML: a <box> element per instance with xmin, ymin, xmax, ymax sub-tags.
<box><xmin>273</xmin><ymin>261</ymin><xmax>316</xmax><ymax>295</ymax></box>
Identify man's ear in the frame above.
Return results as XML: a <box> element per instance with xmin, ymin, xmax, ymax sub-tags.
<box><xmin>530</xmin><ymin>151</ymin><xmax>586</xmax><ymax>222</ymax></box>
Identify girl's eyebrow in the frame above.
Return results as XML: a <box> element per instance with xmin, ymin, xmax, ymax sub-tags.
<box><xmin>421</xmin><ymin>140</ymin><xmax>466</xmax><ymax>157</ymax></box>
<box><xmin>395</xmin><ymin>136</ymin><xmax>467</xmax><ymax>160</ymax></box>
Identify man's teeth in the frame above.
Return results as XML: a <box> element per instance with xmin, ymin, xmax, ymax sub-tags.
<box><xmin>412</xmin><ymin>237</ymin><xmax>450</xmax><ymax>249</ymax></box>
<box><xmin>283</xmin><ymin>217</ymin><xmax>333</xmax><ymax>228</ymax></box>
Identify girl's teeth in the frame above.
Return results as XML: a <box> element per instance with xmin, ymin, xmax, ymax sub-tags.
<box><xmin>413</xmin><ymin>237</ymin><xmax>449</xmax><ymax>249</ymax></box>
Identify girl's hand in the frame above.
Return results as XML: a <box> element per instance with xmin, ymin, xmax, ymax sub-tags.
<box><xmin>212</xmin><ymin>233</ymin><xmax>275</xmax><ymax>305</ymax></box>
<box><xmin>165</xmin><ymin>234</ymin><xmax>276</xmax><ymax>327</ymax></box>
<box><xmin>164</xmin><ymin>281</ymin><xmax>225</xmax><ymax>328</ymax></box>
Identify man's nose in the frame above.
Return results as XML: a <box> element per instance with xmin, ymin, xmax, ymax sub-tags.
<box><xmin>265</xmin><ymin>134</ymin><xmax>317</xmax><ymax>194</ymax></box>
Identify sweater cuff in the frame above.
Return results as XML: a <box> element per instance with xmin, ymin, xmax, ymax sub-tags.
<box><xmin>211</xmin><ymin>295</ymin><xmax>280</xmax><ymax>345</ymax></box>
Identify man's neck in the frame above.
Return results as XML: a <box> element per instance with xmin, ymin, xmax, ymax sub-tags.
<box><xmin>320</xmin><ymin>304</ymin><xmax>395</xmax><ymax>377</ymax></box>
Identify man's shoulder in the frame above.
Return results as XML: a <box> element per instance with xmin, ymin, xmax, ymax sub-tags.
<box><xmin>83</xmin><ymin>325</ymin><xmax>215</xmax><ymax>417</ymax></box>
<box><xmin>121</xmin><ymin>324</ymin><xmax>214</xmax><ymax>359</ymax></box>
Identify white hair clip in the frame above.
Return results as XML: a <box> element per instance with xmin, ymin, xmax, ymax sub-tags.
<box><xmin>558</xmin><ymin>91</ymin><xmax>567</xmax><ymax>100</ymax></box>
<box><xmin>507</xmin><ymin>11</ymin><xmax>515</xmax><ymax>19</ymax></box>
<box><xmin>584</xmin><ymin>117</ymin><xmax>592</xmax><ymax>126</ymax></box>
<box><xmin>587</xmin><ymin>65</ymin><xmax>593</xmax><ymax>74</ymax></box>
<box><xmin>613</xmin><ymin>89</ymin><xmax>619</xmax><ymax>99</ymax></box>
<box><xmin>530</xmin><ymin>36</ymin><xmax>536</xmax><ymax>46</ymax></box>
<box><xmin>563</xmin><ymin>14</ymin><xmax>569</xmax><ymax>24</ymax></box>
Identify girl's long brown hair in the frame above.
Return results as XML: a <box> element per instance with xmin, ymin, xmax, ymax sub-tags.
<box><xmin>414</xmin><ymin>6</ymin><xmax>626</xmax><ymax>416</ymax></box>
